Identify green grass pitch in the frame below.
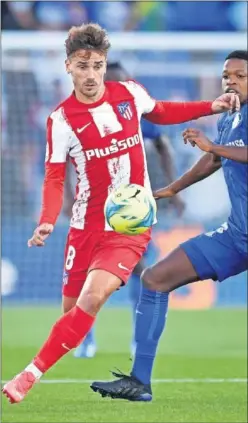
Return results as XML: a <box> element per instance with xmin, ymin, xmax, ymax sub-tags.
<box><xmin>2</xmin><ymin>307</ymin><xmax>247</xmax><ymax>422</ymax></box>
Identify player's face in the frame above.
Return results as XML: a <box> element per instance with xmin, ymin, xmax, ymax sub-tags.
<box><xmin>66</xmin><ymin>50</ymin><xmax>107</xmax><ymax>100</ymax></box>
<box><xmin>222</xmin><ymin>59</ymin><xmax>248</xmax><ymax>104</ymax></box>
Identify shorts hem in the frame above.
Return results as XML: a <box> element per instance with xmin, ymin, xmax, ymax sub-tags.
<box><xmin>180</xmin><ymin>242</ymin><xmax>217</xmax><ymax>281</ymax></box>
<box><xmin>88</xmin><ymin>266</ymin><xmax>127</xmax><ymax>286</ymax></box>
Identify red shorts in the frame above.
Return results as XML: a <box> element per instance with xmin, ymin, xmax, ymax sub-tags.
<box><xmin>62</xmin><ymin>227</ymin><xmax>151</xmax><ymax>298</ymax></box>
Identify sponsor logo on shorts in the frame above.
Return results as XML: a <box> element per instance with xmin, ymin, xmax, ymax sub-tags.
<box><xmin>205</xmin><ymin>222</ymin><xmax>228</xmax><ymax>237</ymax></box>
<box><xmin>63</xmin><ymin>271</ymin><xmax>69</xmax><ymax>285</ymax></box>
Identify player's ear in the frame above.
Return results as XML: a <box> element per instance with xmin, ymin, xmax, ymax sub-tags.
<box><xmin>65</xmin><ymin>59</ymin><xmax>71</xmax><ymax>74</ymax></box>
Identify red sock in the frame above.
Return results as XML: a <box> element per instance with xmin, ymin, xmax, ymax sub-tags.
<box><xmin>33</xmin><ymin>305</ymin><xmax>95</xmax><ymax>373</ymax></box>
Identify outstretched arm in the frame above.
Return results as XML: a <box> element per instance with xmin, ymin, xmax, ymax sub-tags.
<box><xmin>122</xmin><ymin>80</ymin><xmax>239</xmax><ymax>125</ymax></box>
<box><xmin>154</xmin><ymin>152</ymin><xmax>221</xmax><ymax>199</ymax></box>
<box><xmin>183</xmin><ymin>128</ymin><xmax>248</xmax><ymax>164</ymax></box>
<box><xmin>144</xmin><ymin>93</ymin><xmax>239</xmax><ymax>125</ymax></box>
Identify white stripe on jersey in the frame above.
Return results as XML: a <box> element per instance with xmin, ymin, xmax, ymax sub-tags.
<box><xmin>50</xmin><ymin>107</ymin><xmax>90</xmax><ymax>229</ymax></box>
<box><xmin>89</xmin><ymin>102</ymin><xmax>122</xmax><ymax>138</ymax></box>
<box><xmin>120</xmin><ymin>81</ymin><xmax>157</xmax><ymax>224</ymax></box>
<box><xmin>105</xmin><ymin>153</ymin><xmax>131</xmax><ymax>230</ymax></box>
<box><xmin>50</xmin><ymin>108</ymin><xmax>72</xmax><ymax>163</ymax></box>
<box><xmin>120</xmin><ymin>81</ymin><xmax>156</xmax><ymax>117</ymax></box>
<box><xmin>49</xmin><ymin>107</ymin><xmax>91</xmax><ymax>229</ymax></box>
<box><xmin>69</xmin><ymin>138</ymin><xmax>91</xmax><ymax>230</ymax></box>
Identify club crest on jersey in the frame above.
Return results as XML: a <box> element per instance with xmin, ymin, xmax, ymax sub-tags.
<box><xmin>117</xmin><ymin>102</ymin><xmax>133</xmax><ymax>120</ymax></box>
<box><xmin>63</xmin><ymin>271</ymin><xmax>68</xmax><ymax>285</ymax></box>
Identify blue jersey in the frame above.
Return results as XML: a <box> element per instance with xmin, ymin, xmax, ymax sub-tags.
<box><xmin>216</xmin><ymin>103</ymin><xmax>248</xmax><ymax>254</ymax></box>
<box><xmin>141</xmin><ymin>119</ymin><xmax>161</xmax><ymax>141</ymax></box>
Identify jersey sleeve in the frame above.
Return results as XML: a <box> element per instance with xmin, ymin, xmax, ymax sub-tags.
<box><xmin>45</xmin><ymin>108</ymin><xmax>72</xmax><ymax>163</ymax></box>
<box><xmin>39</xmin><ymin>108</ymin><xmax>72</xmax><ymax>225</ymax></box>
<box><xmin>120</xmin><ymin>80</ymin><xmax>156</xmax><ymax>115</ymax></box>
<box><xmin>144</xmin><ymin>100</ymin><xmax>213</xmax><ymax>125</ymax></box>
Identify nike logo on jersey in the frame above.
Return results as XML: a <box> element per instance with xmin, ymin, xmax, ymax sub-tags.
<box><xmin>77</xmin><ymin>122</ymin><xmax>91</xmax><ymax>133</ymax></box>
<box><xmin>118</xmin><ymin>262</ymin><xmax>129</xmax><ymax>271</ymax></box>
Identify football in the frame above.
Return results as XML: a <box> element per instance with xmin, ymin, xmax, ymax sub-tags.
<box><xmin>104</xmin><ymin>184</ymin><xmax>157</xmax><ymax>235</ymax></box>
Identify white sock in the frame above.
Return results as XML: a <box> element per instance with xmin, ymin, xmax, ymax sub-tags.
<box><xmin>25</xmin><ymin>363</ymin><xmax>43</xmax><ymax>379</ymax></box>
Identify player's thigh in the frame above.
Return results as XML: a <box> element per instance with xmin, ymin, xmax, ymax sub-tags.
<box><xmin>89</xmin><ymin>230</ymin><xmax>151</xmax><ymax>285</ymax></box>
<box><xmin>142</xmin><ymin>246</ymin><xmax>199</xmax><ymax>292</ymax></box>
<box><xmin>62</xmin><ymin>228</ymin><xmax>99</xmax><ymax>299</ymax></box>
<box><xmin>76</xmin><ymin>269</ymin><xmax>122</xmax><ymax>315</ymax></box>
<box><xmin>76</xmin><ymin>231</ymin><xmax>151</xmax><ymax>314</ymax></box>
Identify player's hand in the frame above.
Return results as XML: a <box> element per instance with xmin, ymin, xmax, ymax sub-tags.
<box><xmin>169</xmin><ymin>195</ymin><xmax>186</xmax><ymax>217</ymax></box>
<box><xmin>153</xmin><ymin>186</ymin><xmax>176</xmax><ymax>199</ymax></box>
<box><xmin>28</xmin><ymin>223</ymin><xmax>54</xmax><ymax>247</ymax></box>
<box><xmin>182</xmin><ymin>128</ymin><xmax>214</xmax><ymax>152</ymax></box>
<box><xmin>211</xmin><ymin>93</ymin><xmax>240</xmax><ymax>114</ymax></box>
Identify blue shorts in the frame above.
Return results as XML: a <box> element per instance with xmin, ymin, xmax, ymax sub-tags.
<box><xmin>180</xmin><ymin>224</ymin><xmax>248</xmax><ymax>282</ymax></box>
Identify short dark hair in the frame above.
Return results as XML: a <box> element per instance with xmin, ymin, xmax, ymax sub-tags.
<box><xmin>225</xmin><ymin>50</ymin><xmax>248</xmax><ymax>62</ymax></box>
<box><xmin>65</xmin><ymin>23</ymin><xmax>111</xmax><ymax>58</ymax></box>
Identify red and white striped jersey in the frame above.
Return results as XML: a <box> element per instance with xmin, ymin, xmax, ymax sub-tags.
<box><xmin>41</xmin><ymin>80</ymin><xmax>212</xmax><ymax>230</ymax></box>
<box><xmin>46</xmin><ymin>80</ymin><xmax>156</xmax><ymax>231</ymax></box>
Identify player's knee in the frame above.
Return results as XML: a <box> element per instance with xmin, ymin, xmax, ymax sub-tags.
<box><xmin>76</xmin><ymin>287</ymin><xmax>106</xmax><ymax>316</ymax></box>
<box><xmin>141</xmin><ymin>267</ymin><xmax>160</xmax><ymax>291</ymax></box>
<box><xmin>141</xmin><ymin>267</ymin><xmax>171</xmax><ymax>293</ymax></box>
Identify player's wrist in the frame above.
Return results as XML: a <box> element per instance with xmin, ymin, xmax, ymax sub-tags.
<box><xmin>155</xmin><ymin>186</ymin><xmax>177</xmax><ymax>198</ymax></box>
<box><xmin>38</xmin><ymin>219</ymin><xmax>55</xmax><ymax>228</ymax></box>
<box><xmin>207</xmin><ymin>143</ymin><xmax>217</xmax><ymax>154</ymax></box>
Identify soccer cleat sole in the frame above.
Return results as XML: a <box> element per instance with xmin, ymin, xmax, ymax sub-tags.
<box><xmin>2</xmin><ymin>386</ymin><xmax>23</xmax><ymax>404</ymax></box>
<box><xmin>90</xmin><ymin>384</ymin><xmax>152</xmax><ymax>402</ymax></box>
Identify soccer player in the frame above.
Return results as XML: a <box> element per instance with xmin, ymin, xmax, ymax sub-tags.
<box><xmin>67</xmin><ymin>61</ymin><xmax>185</xmax><ymax>358</ymax></box>
<box><xmin>2</xmin><ymin>24</ymin><xmax>239</xmax><ymax>404</ymax></box>
<box><xmin>91</xmin><ymin>50</ymin><xmax>248</xmax><ymax>402</ymax></box>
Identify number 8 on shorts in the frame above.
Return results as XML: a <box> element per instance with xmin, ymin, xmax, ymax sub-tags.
<box><xmin>65</xmin><ymin>245</ymin><xmax>76</xmax><ymax>270</ymax></box>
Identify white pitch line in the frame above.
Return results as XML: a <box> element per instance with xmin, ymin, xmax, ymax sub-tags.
<box><xmin>1</xmin><ymin>378</ymin><xmax>247</xmax><ymax>384</ymax></box>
